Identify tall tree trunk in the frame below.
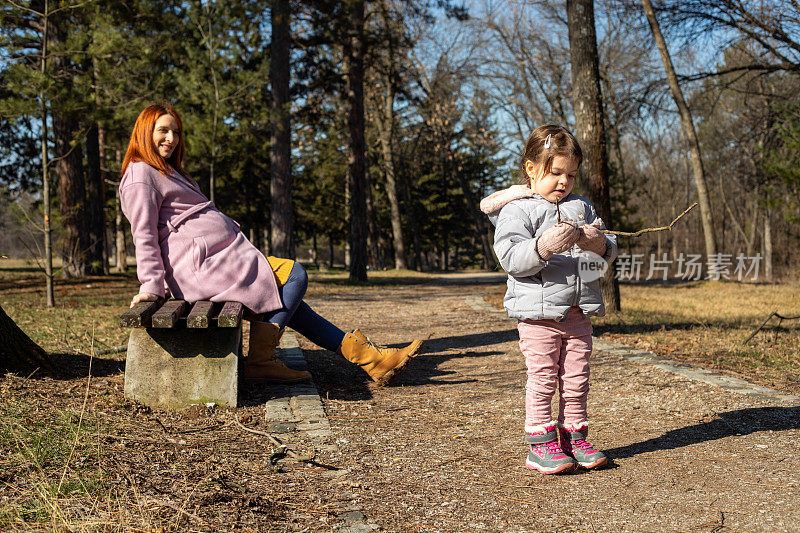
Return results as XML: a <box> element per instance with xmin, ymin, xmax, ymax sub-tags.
<box><xmin>640</xmin><ymin>0</ymin><xmax>717</xmax><ymax>261</ymax></box>
<box><xmin>746</xmin><ymin>201</ymin><xmax>759</xmax><ymax>257</ymax></box>
<box><xmin>344</xmin><ymin>170</ymin><xmax>351</xmax><ymax>270</ymax></box>
<box><xmin>763</xmin><ymin>210</ymin><xmax>773</xmax><ymax>281</ymax></box>
<box><xmin>377</xmin><ymin>75</ymin><xmax>407</xmax><ymax>269</ymax></box>
<box><xmin>85</xmin><ymin>123</ymin><xmax>106</xmax><ymax>275</ymax></box>
<box><xmin>50</xmin><ymin>13</ymin><xmax>87</xmax><ymax>278</ymax></box>
<box><xmin>261</xmin><ymin>227</ymin><xmax>270</xmax><ymax>256</ymax></box>
<box><xmin>269</xmin><ymin>0</ymin><xmax>294</xmax><ymax>259</ymax></box>
<box><xmin>567</xmin><ymin>0</ymin><xmax>620</xmax><ymax>312</ymax></box>
<box><xmin>39</xmin><ymin>0</ymin><xmax>54</xmax><ymax>307</ymax></box>
<box><xmin>54</xmin><ymin>113</ymin><xmax>87</xmax><ymax>278</ymax></box>
<box><xmin>0</xmin><ymin>304</ymin><xmax>53</xmax><ymax>373</ymax></box>
<box><xmin>97</xmin><ymin>123</ymin><xmax>109</xmax><ymax>274</ymax></box>
<box><xmin>345</xmin><ymin>0</ymin><xmax>368</xmax><ymax>282</ymax></box>
<box><xmin>312</xmin><ymin>233</ymin><xmax>318</xmax><ymax>267</ymax></box>
<box><xmin>113</xmin><ymin>185</ymin><xmax>127</xmax><ymax>273</ymax></box>
<box><xmin>328</xmin><ymin>232</ymin><xmax>335</xmax><ymax>269</ymax></box>
<box><xmin>365</xmin><ymin>170</ymin><xmax>381</xmax><ymax>270</ymax></box>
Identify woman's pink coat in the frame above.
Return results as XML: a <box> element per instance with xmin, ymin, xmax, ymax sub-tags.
<box><xmin>119</xmin><ymin>161</ymin><xmax>281</xmax><ymax>313</ymax></box>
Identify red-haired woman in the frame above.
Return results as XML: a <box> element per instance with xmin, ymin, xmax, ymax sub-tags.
<box><xmin>120</xmin><ymin>103</ymin><xmax>422</xmax><ymax>385</ymax></box>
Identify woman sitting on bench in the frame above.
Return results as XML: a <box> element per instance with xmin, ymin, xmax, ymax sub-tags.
<box><xmin>120</xmin><ymin>102</ymin><xmax>422</xmax><ymax>385</ymax></box>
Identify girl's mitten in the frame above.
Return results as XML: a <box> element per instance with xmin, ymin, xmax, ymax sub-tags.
<box><xmin>536</xmin><ymin>222</ymin><xmax>579</xmax><ymax>260</ymax></box>
<box><xmin>577</xmin><ymin>222</ymin><xmax>607</xmax><ymax>256</ymax></box>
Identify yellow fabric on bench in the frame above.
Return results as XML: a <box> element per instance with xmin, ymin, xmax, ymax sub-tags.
<box><xmin>267</xmin><ymin>256</ymin><xmax>295</xmax><ymax>287</ymax></box>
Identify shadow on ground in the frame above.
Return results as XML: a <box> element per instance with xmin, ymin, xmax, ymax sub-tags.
<box><xmin>594</xmin><ymin>322</ymin><xmax>720</xmax><ymax>336</ymax></box>
<box><xmin>22</xmin><ymin>352</ymin><xmax>126</xmax><ymax>380</ymax></box>
<box><xmin>606</xmin><ymin>406</ymin><xmax>800</xmax><ymax>460</ymax></box>
<box><xmin>302</xmin><ymin>327</ymin><xmax>520</xmax><ymax>402</ymax></box>
<box><xmin>0</xmin><ymin>272</ymin><xmax>136</xmax><ymax>292</ymax></box>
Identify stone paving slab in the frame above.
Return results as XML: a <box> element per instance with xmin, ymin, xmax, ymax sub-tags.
<box><xmin>268</xmin><ymin>333</ymin><xmax>379</xmax><ymax>532</ymax></box>
<box><xmin>592</xmin><ymin>338</ymin><xmax>799</xmax><ymax>404</ymax></box>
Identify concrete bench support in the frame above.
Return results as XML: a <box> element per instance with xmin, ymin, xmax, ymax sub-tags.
<box><xmin>123</xmin><ymin>326</ymin><xmax>242</xmax><ymax>409</ymax></box>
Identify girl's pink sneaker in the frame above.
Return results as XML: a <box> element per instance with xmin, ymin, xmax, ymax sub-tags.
<box><xmin>525</xmin><ymin>424</ymin><xmax>577</xmax><ymax>475</ymax></box>
<box><xmin>559</xmin><ymin>424</ymin><xmax>608</xmax><ymax>469</ymax></box>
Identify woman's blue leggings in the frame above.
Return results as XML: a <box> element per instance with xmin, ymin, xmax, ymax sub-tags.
<box><xmin>262</xmin><ymin>262</ymin><xmax>346</xmax><ymax>352</ymax></box>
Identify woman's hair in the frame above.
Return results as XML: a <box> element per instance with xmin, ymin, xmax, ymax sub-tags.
<box><xmin>518</xmin><ymin>124</ymin><xmax>583</xmax><ymax>185</ymax></box>
<box><xmin>121</xmin><ymin>102</ymin><xmax>188</xmax><ymax>178</ymax></box>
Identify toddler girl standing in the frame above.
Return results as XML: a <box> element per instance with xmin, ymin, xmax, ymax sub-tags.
<box><xmin>480</xmin><ymin>124</ymin><xmax>617</xmax><ymax>474</ymax></box>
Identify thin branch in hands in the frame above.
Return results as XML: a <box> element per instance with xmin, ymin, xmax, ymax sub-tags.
<box><xmin>603</xmin><ymin>202</ymin><xmax>697</xmax><ymax>237</ymax></box>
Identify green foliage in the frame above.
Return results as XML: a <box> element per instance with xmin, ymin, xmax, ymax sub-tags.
<box><xmin>294</xmin><ymin>119</ymin><xmax>349</xmax><ymax>246</ymax></box>
<box><xmin>0</xmin><ymin>0</ymin><xmax>509</xmax><ymax>273</ymax></box>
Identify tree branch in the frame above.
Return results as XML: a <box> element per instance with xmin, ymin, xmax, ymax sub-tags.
<box><xmin>604</xmin><ymin>202</ymin><xmax>697</xmax><ymax>237</ymax></box>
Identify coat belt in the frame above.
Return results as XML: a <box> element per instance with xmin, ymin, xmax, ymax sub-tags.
<box><xmin>158</xmin><ymin>201</ymin><xmax>215</xmax><ymax>242</ymax></box>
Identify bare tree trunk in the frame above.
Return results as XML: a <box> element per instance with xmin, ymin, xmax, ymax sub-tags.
<box><xmin>377</xmin><ymin>78</ymin><xmax>407</xmax><ymax>269</ymax></box>
<box><xmin>269</xmin><ymin>0</ymin><xmax>294</xmax><ymax>259</ymax></box>
<box><xmin>372</xmin><ymin>0</ymin><xmax>407</xmax><ymax>269</ymax></box>
<box><xmin>85</xmin><ymin>123</ymin><xmax>106</xmax><ymax>275</ymax></box>
<box><xmin>764</xmin><ymin>210</ymin><xmax>773</xmax><ymax>281</ymax></box>
<box><xmin>48</xmin><ymin>10</ymin><xmax>87</xmax><ymax>279</ymax></box>
<box><xmin>312</xmin><ymin>233</ymin><xmax>318</xmax><ymax>268</ymax></box>
<box><xmin>328</xmin><ymin>232</ymin><xmax>335</xmax><ymax>268</ymax></box>
<box><xmin>0</xmin><ymin>304</ymin><xmax>54</xmax><ymax>373</ymax></box>
<box><xmin>746</xmin><ymin>201</ymin><xmax>759</xmax><ymax>257</ymax></box>
<box><xmin>365</xmin><ymin>170</ymin><xmax>382</xmax><ymax>270</ymax></box>
<box><xmin>39</xmin><ymin>0</ymin><xmax>54</xmax><ymax>307</ymax></box>
<box><xmin>261</xmin><ymin>227</ymin><xmax>270</xmax><ymax>256</ymax></box>
<box><xmin>112</xmin><ymin>149</ymin><xmax>126</xmax><ymax>273</ymax></box>
<box><xmin>345</xmin><ymin>0</ymin><xmax>368</xmax><ymax>282</ymax></box>
<box><xmin>567</xmin><ymin>0</ymin><xmax>620</xmax><ymax>312</ymax></box>
<box><xmin>344</xmin><ymin>172</ymin><xmax>351</xmax><ymax>270</ymax></box>
<box><xmin>97</xmin><ymin>123</ymin><xmax>109</xmax><ymax>274</ymax></box>
<box><xmin>113</xmin><ymin>185</ymin><xmax>127</xmax><ymax>273</ymax></box>
<box><xmin>641</xmin><ymin>0</ymin><xmax>717</xmax><ymax>261</ymax></box>
<box><xmin>54</xmin><ymin>113</ymin><xmax>87</xmax><ymax>278</ymax></box>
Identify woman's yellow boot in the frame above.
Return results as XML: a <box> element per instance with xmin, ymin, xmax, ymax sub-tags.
<box><xmin>338</xmin><ymin>329</ymin><xmax>423</xmax><ymax>385</ymax></box>
<box><xmin>244</xmin><ymin>322</ymin><xmax>311</xmax><ymax>382</ymax></box>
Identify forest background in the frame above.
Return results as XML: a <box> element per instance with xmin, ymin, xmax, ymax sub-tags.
<box><xmin>2</xmin><ymin>0</ymin><xmax>800</xmax><ymax>304</ymax></box>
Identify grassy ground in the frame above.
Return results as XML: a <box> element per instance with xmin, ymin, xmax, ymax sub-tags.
<box><xmin>486</xmin><ymin>281</ymin><xmax>800</xmax><ymax>394</ymax></box>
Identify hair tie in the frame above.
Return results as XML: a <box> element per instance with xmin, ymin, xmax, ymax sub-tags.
<box><xmin>544</xmin><ymin>134</ymin><xmax>552</xmax><ymax>149</ymax></box>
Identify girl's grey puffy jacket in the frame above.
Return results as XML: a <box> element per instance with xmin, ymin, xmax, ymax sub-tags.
<box><xmin>481</xmin><ymin>186</ymin><xmax>618</xmax><ymax>322</ymax></box>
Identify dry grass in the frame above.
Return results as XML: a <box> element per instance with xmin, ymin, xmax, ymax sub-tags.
<box><xmin>486</xmin><ymin>281</ymin><xmax>800</xmax><ymax>394</ymax></box>
<box><xmin>0</xmin><ymin>373</ymin><xmax>153</xmax><ymax>531</ymax></box>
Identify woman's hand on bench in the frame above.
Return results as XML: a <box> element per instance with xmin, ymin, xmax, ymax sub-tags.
<box><xmin>130</xmin><ymin>292</ymin><xmax>161</xmax><ymax>308</ymax></box>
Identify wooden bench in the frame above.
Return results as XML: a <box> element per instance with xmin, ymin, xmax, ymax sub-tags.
<box><xmin>120</xmin><ymin>300</ymin><xmax>244</xmax><ymax>409</ymax></box>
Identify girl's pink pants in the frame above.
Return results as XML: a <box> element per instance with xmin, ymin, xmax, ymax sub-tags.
<box><xmin>518</xmin><ymin>307</ymin><xmax>593</xmax><ymax>429</ymax></box>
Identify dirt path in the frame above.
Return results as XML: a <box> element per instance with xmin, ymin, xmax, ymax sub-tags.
<box><xmin>295</xmin><ymin>280</ymin><xmax>800</xmax><ymax>532</ymax></box>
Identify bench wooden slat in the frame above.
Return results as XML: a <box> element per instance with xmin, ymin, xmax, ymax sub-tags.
<box><xmin>217</xmin><ymin>302</ymin><xmax>243</xmax><ymax>328</ymax></box>
<box><xmin>186</xmin><ymin>301</ymin><xmax>214</xmax><ymax>328</ymax></box>
<box><xmin>152</xmin><ymin>300</ymin><xmax>188</xmax><ymax>328</ymax></box>
<box><xmin>120</xmin><ymin>300</ymin><xmax>162</xmax><ymax>328</ymax></box>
